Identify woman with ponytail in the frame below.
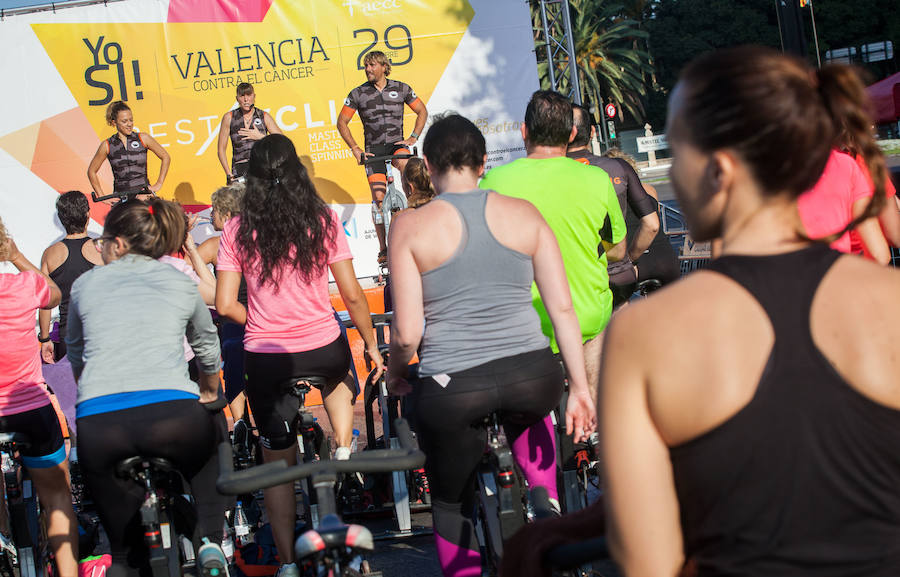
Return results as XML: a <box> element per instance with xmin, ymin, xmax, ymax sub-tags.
<box><xmin>501</xmin><ymin>46</ymin><xmax>900</xmax><ymax>577</ymax></box>
<box><xmin>66</xmin><ymin>198</ymin><xmax>230</xmax><ymax>577</ymax></box>
<box><xmin>215</xmin><ymin>134</ymin><xmax>383</xmax><ymax>577</ymax></box>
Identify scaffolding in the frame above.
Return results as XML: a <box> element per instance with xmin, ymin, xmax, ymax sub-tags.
<box><xmin>533</xmin><ymin>0</ymin><xmax>582</xmax><ymax>105</ymax></box>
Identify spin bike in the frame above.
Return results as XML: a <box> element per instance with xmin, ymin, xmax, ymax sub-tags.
<box><xmin>361</xmin><ymin>148</ymin><xmax>417</xmax><ymax>277</ymax></box>
<box><xmin>90</xmin><ymin>188</ymin><xmax>153</xmax><ymax>204</ymax></box>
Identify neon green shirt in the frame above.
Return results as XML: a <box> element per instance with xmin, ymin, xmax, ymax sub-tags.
<box><xmin>481</xmin><ymin>156</ymin><xmax>626</xmax><ymax>351</ymax></box>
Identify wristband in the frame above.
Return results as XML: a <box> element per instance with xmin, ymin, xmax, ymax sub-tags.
<box><xmin>409</xmin><ymin>131</ymin><xmax>419</xmax><ymax>140</ymax></box>
<box><xmin>38</xmin><ymin>335</ymin><xmax>51</xmax><ymax>343</ymax></box>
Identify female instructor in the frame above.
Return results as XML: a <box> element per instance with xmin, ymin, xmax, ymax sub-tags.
<box><xmin>87</xmin><ymin>101</ymin><xmax>170</xmax><ymax>202</ymax></box>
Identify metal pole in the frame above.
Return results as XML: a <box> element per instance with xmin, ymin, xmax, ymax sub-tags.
<box><xmin>808</xmin><ymin>0</ymin><xmax>822</xmax><ymax>68</ymax></box>
<box><xmin>559</xmin><ymin>0</ymin><xmax>582</xmax><ymax>104</ymax></box>
<box><xmin>538</xmin><ymin>1</ymin><xmax>556</xmax><ymax>91</ymax></box>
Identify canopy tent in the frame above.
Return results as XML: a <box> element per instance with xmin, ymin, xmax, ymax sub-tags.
<box><xmin>868</xmin><ymin>71</ymin><xmax>900</xmax><ymax>124</ymax></box>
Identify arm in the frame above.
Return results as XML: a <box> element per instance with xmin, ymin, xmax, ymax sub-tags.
<box><xmin>65</xmin><ymin>289</ymin><xmax>84</xmax><ymax>381</ymax></box>
<box><xmin>142</xmin><ymin>134</ymin><xmax>170</xmax><ymax>193</ymax></box>
<box><xmin>395</xmin><ymin>98</ymin><xmax>428</xmax><ymax>148</ymax></box>
<box><xmin>217</xmin><ymin>112</ymin><xmax>232</xmax><ymax>178</ymax></box>
<box><xmin>87</xmin><ymin>142</ymin><xmax>108</xmax><ymax>200</ymax></box>
<box><xmin>604</xmin><ymin>238</ymin><xmax>627</xmax><ymax>263</ymax></box>
<box><xmin>600</xmin><ymin>317</ymin><xmax>684</xmax><ymax>577</ymax></box>
<box><xmin>39</xmin><ymin>250</ymin><xmax>55</xmax><ymax>363</ymax></box>
<box><xmin>878</xmin><ymin>191</ymin><xmax>900</xmax><ymax>247</ymax></box>
<box><xmin>600</xmin><ymin>175</ymin><xmax>628</xmax><ymax>263</ymax></box>
<box><xmin>185</xmin><ymin>291</ymin><xmax>222</xmax><ymax>402</ymax></box>
<box><xmin>7</xmin><ymin>240</ymin><xmax>61</xmax><ymax>309</ymax></box>
<box><xmin>214</xmin><ymin>270</ymin><xmax>246</xmax><ymax>325</ymax></box>
<box><xmin>264</xmin><ymin>111</ymin><xmax>282</xmax><ymax>135</ymax></box>
<box><xmin>629</xmin><ymin>212</ymin><xmax>660</xmax><ymax>262</ymax></box>
<box><xmin>385</xmin><ymin>213</ymin><xmax>423</xmax><ymax>395</ymax></box>
<box><xmin>183</xmin><ymin>229</ymin><xmax>217</xmax><ymax>306</ymax></box>
<box><xmin>531</xmin><ymin>217</ymin><xmax>595</xmax><ymax>441</ymax></box>
<box><xmin>336</xmin><ymin>108</ymin><xmax>367</xmax><ymax>165</ymax></box>
<box><xmin>196</xmin><ymin>236</ymin><xmax>220</xmax><ymax>267</ymax></box>
<box><xmin>852</xmin><ymin>196</ymin><xmax>891</xmax><ymax>264</ymax></box>
<box><xmin>331</xmin><ymin>259</ymin><xmax>384</xmax><ymax>380</ymax></box>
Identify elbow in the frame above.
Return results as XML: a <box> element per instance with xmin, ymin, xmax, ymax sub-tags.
<box><xmin>645</xmin><ymin>215</ymin><xmax>660</xmax><ymax>236</ymax></box>
<box><xmin>390</xmin><ymin>326</ymin><xmax>420</xmax><ymax>353</ymax></box>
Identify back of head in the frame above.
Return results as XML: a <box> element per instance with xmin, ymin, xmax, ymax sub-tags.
<box><xmin>103</xmin><ymin>198</ymin><xmax>185</xmax><ymax>259</ymax></box>
<box><xmin>570</xmin><ymin>104</ymin><xmax>592</xmax><ymax>148</ymax></box>
<box><xmin>422</xmin><ymin>113</ymin><xmax>486</xmax><ymax>176</ymax></box>
<box><xmin>211</xmin><ymin>182</ymin><xmax>245</xmax><ymax>218</ymax></box>
<box><xmin>403</xmin><ymin>157</ymin><xmax>436</xmax><ymax>207</ymax></box>
<box><xmin>604</xmin><ymin>147</ymin><xmax>639</xmax><ymax>172</ymax></box>
<box><xmin>676</xmin><ymin>46</ymin><xmax>884</xmax><ymax>220</ymax></box>
<box><xmin>240</xmin><ymin>134</ymin><xmax>332</xmax><ymax>286</ymax></box>
<box><xmin>56</xmin><ymin>191</ymin><xmax>91</xmax><ymax>235</ymax></box>
<box><xmin>524</xmin><ymin>90</ymin><xmax>573</xmax><ymax>147</ymax></box>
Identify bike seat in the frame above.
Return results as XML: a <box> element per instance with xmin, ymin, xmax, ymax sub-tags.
<box><xmin>285</xmin><ymin>376</ymin><xmax>329</xmax><ymax>397</ymax></box>
<box><xmin>0</xmin><ymin>432</ymin><xmax>31</xmax><ymax>451</ymax></box>
<box><xmin>115</xmin><ymin>456</ymin><xmax>177</xmax><ymax>480</ymax></box>
<box><xmin>294</xmin><ymin>514</ymin><xmax>374</xmax><ymax>560</ymax></box>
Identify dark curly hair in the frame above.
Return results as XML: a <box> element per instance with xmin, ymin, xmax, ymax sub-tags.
<box><xmin>238</xmin><ymin>134</ymin><xmax>334</xmax><ymax>288</ymax></box>
<box><xmin>56</xmin><ymin>191</ymin><xmax>90</xmax><ymax>235</ymax></box>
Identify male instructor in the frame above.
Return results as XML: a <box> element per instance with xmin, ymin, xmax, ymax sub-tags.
<box><xmin>481</xmin><ymin>91</ymin><xmax>627</xmax><ymax>395</ymax></box>
<box><xmin>217</xmin><ymin>83</ymin><xmax>282</xmax><ymax>183</ymax></box>
<box><xmin>336</xmin><ymin>50</ymin><xmax>428</xmax><ymax>263</ymax></box>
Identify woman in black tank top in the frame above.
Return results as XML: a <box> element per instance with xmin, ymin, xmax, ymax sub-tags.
<box><xmin>87</xmin><ymin>101</ymin><xmax>170</xmax><ymax>202</ymax></box>
<box><xmin>500</xmin><ymin>47</ymin><xmax>900</xmax><ymax>577</ymax></box>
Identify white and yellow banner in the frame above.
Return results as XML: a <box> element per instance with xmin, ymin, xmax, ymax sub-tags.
<box><xmin>0</xmin><ymin>0</ymin><xmax>539</xmax><ymax>276</ymax></box>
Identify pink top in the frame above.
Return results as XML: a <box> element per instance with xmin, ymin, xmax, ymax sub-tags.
<box><xmin>0</xmin><ymin>271</ymin><xmax>53</xmax><ymax>416</ymax></box>
<box><xmin>797</xmin><ymin>150</ymin><xmax>871</xmax><ymax>253</ymax></box>
<box><xmin>217</xmin><ymin>211</ymin><xmax>352</xmax><ymax>353</ymax></box>
<box><xmin>848</xmin><ymin>154</ymin><xmax>897</xmax><ymax>257</ymax></box>
<box><xmin>159</xmin><ymin>255</ymin><xmax>202</xmax><ymax>362</ymax></box>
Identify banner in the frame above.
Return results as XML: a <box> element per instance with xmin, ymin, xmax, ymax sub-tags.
<box><xmin>0</xmin><ymin>0</ymin><xmax>539</xmax><ymax>277</ymax></box>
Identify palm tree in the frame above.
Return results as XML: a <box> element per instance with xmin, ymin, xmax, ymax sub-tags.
<box><xmin>533</xmin><ymin>0</ymin><xmax>655</xmax><ymax>123</ymax></box>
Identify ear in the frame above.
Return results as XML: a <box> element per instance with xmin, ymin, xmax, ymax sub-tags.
<box><xmin>520</xmin><ymin>123</ymin><xmax>528</xmax><ymax>143</ymax></box>
<box><xmin>113</xmin><ymin>236</ymin><xmax>129</xmax><ymax>258</ymax></box>
<box><xmin>707</xmin><ymin>150</ymin><xmax>737</xmax><ymax>199</ymax></box>
<box><xmin>568</xmin><ymin>124</ymin><xmax>577</xmax><ymax>145</ymax></box>
<box><xmin>478</xmin><ymin>154</ymin><xmax>488</xmax><ymax>178</ymax></box>
<box><xmin>590</xmin><ymin>125</ymin><xmax>596</xmax><ymax>140</ymax></box>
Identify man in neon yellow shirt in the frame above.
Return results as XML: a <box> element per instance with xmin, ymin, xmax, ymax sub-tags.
<box><xmin>481</xmin><ymin>91</ymin><xmax>626</xmax><ymax>394</ymax></box>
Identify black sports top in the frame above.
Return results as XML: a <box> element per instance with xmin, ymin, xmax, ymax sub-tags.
<box><xmin>107</xmin><ymin>133</ymin><xmax>149</xmax><ymax>193</ymax></box>
<box><xmin>670</xmin><ymin>244</ymin><xmax>900</xmax><ymax>576</ymax></box>
<box><xmin>229</xmin><ymin>107</ymin><xmax>268</xmax><ymax>171</ymax></box>
<box><xmin>49</xmin><ymin>238</ymin><xmax>95</xmax><ymax>340</ymax></box>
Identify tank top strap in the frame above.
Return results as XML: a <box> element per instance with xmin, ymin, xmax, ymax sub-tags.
<box><xmin>705</xmin><ymin>244</ymin><xmax>841</xmax><ymax>345</ymax></box>
<box><xmin>438</xmin><ymin>190</ymin><xmax>494</xmax><ymax>256</ymax></box>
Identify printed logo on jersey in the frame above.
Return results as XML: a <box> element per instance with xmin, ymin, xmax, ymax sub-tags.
<box><xmin>130</xmin><ymin>140</ymin><xmax>140</xmax><ymax>149</ymax></box>
<box><xmin>410</xmin><ymin>89</ymin><xmax>417</xmax><ymax>99</ymax></box>
<box><xmin>344</xmin><ymin>97</ymin><xmax>352</xmax><ymax>107</ymax></box>
<box><xmin>254</xmin><ymin>117</ymin><xmax>262</xmax><ymax>126</ymax></box>
<box><xmin>388</xmin><ymin>90</ymin><xmax>398</xmax><ymax>98</ymax></box>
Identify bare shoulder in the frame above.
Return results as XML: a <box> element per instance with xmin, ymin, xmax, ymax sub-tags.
<box><xmin>820</xmin><ymin>255</ymin><xmax>900</xmax><ymax>324</ymax></box>
<box><xmin>42</xmin><ymin>241</ymin><xmax>67</xmax><ymax>271</ymax></box>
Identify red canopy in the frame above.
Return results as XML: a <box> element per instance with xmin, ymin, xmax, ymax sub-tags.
<box><xmin>868</xmin><ymin>71</ymin><xmax>900</xmax><ymax>124</ymax></box>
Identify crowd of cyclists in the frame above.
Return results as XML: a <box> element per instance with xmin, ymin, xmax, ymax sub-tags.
<box><xmin>2</xmin><ymin>43</ymin><xmax>900</xmax><ymax>577</ymax></box>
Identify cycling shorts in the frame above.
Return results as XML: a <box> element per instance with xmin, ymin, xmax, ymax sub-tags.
<box><xmin>365</xmin><ymin>143</ymin><xmax>411</xmax><ymax>179</ymax></box>
<box><xmin>244</xmin><ymin>335</ymin><xmax>352</xmax><ymax>450</ymax></box>
<box><xmin>0</xmin><ymin>403</ymin><xmax>66</xmax><ymax>469</ymax></box>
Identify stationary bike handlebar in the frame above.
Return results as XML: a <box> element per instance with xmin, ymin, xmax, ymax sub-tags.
<box><xmin>360</xmin><ymin>146</ymin><xmax>418</xmax><ymax>166</ymax></box>
<box><xmin>91</xmin><ymin>187</ymin><xmax>152</xmax><ymax>203</ymax></box>
<box><xmin>216</xmin><ymin>418</ymin><xmax>424</xmax><ymax>495</ymax></box>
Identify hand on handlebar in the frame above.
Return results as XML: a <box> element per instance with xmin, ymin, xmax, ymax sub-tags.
<box><xmin>365</xmin><ymin>343</ymin><xmax>385</xmax><ymax>383</ymax></box>
<box><xmin>394</xmin><ymin>137</ymin><xmax>417</xmax><ymax>148</ymax></box>
<box><xmin>565</xmin><ymin>387</ymin><xmax>596</xmax><ymax>443</ymax></box>
<box><xmin>352</xmin><ymin>147</ymin><xmax>373</xmax><ymax>165</ymax></box>
<box><xmin>147</xmin><ymin>182</ymin><xmax>162</xmax><ymax>194</ymax></box>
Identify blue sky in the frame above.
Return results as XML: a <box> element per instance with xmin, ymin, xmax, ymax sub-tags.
<box><xmin>0</xmin><ymin>0</ymin><xmax>80</xmax><ymax>9</ymax></box>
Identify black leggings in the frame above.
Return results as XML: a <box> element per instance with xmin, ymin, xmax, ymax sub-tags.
<box><xmin>410</xmin><ymin>348</ymin><xmax>564</xmax><ymax>555</ymax></box>
<box><xmin>77</xmin><ymin>400</ymin><xmax>232</xmax><ymax>577</ymax></box>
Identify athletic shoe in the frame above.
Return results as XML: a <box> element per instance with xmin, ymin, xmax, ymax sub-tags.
<box><xmin>548</xmin><ymin>497</ymin><xmax>562</xmax><ymax>517</ymax></box>
<box><xmin>275</xmin><ymin>562</ymin><xmax>300</xmax><ymax>577</ymax></box>
<box><xmin>197</xmin><ymin>538</ymin><xmax>230</xmax><ymax>577</ymax></box>
<box><xmin>232</xmin><ymin>419</ymin><xmax>249</xmax><ymax>459</ymax></box>
<box><xmin>334</xmin><ymin>446</ymin><xmax>351</xmax><ymax>461</ymax></box>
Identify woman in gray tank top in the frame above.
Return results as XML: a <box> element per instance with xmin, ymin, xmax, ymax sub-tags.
<box><xmin>385</xmin><ymin>114</ymin><xmax>594</xmax><ymax>577</ymax></box>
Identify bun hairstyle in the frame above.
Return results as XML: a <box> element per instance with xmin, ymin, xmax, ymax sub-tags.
<box><xmin>678</xmin><ymin>46</ymin><xmax>885</xmax><ymax>236</ymax></box>
<box><xmin>239</xmin><ymin>133</ymin><xmax>333</xmax><ymax>288</ymax></box>
<box><xmin>105</xmin><ymin>101</ymin><xmax>131</xmax><ymax>126</ymax></box>
<box><xmin>102</xmin><ymin>198</ymin><xmax>185</xmax><ymax>259</ymax></box>
<box><xmin>403</xmin><ymin>158</ymin><xmax>435</xmax><ymax>207</ymax></box>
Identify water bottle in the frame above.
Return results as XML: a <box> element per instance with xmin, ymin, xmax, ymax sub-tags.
<box><xmin>371</xmin><ymin>201</ymin><xmax>383</xmax><ymax>225</ymax></box>
<box><xmin>220</xmin><ymin>520</ymin><xmax>234</xmax><ymax>562</ymax></box>
<box><xmin>350</xmin><ymin>429</ymin><xmax>360</xmax><ymax>453</ymax></box>
<box><xmin>234</xmin><ymin>501</ymin><xmax>252</xmax><ymax>547</ymax></box>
